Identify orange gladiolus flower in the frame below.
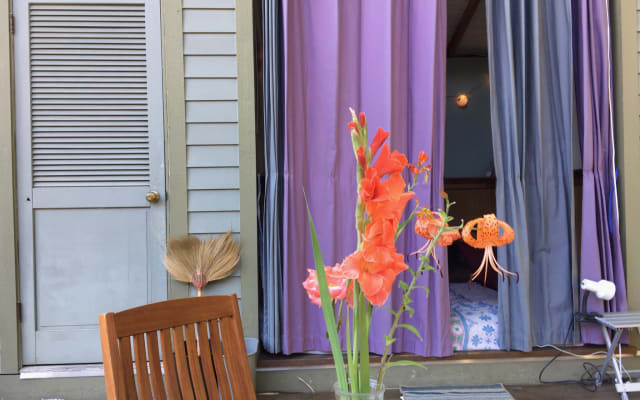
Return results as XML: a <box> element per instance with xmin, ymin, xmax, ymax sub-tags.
<box><xmin>359</xmin><ymin>167</ymin><xmax>379</xmax><ymax>202</ymax></box>
<box><xmin>362</xmin><ymin>218</ymin><xmax>396</xmax><ymax>249</ymax></box>
<box><xmin>356</xmin><ymin>146</ymin><xmax>367</xmax><ymax>170</ymax></box>
<box><xmin>372</xmin><ymin>143</ymin><xmax>407</xmax><ymax>176</ymax></box>
<box><xmin>360</xmin><ymin>168</ymin><xmax>414</xmax><ymax>223</ymax></box>
<box><xmin>342</xmin><ymin>247</ymin><xmax>407</xmax><ymax>306</ymax></box>
<box><xmin>370</xmin><ymin>128</ymin><xmax>390</xmax><ymax>157</ymax></box>
<box><xmin>348</xmin><ymin>121</ymin><xmax>359</xmax><ymax>134</ymax></box>
<box><xmin>303</xmin><ymin>264</ymin><xmax>353</xmax><ymax>307</ymax></box>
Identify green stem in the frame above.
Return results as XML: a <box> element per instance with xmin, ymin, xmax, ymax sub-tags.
<box><xmin>345</xmin><ymin>303</ymin><xmax>357</xmax><ymax>387</ymax></box>
<box><xmin>359</xmin><ymin>296</ymin><xmax>370</xmax><ymax>393</ymax></box>
<box><xmin>352</xmin><ymin>283</ymin><xmax>360</xmax><ymax>392</ymax></box>
<box><xmin>375</xmin><ymin>224</ymin><xmax>446</xmax><ymax>389</ymax></box>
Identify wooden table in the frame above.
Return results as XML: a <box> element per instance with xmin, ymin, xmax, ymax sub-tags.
<box><xmin>257</xmin><ymin>383</ymin><xmax>626</xmax><ymax>399</ymax></box>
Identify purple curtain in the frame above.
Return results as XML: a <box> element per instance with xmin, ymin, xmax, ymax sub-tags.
<box><xmin>281</xmin><ymin>0</ymin><xmax>451</xmax><ymax>356</ymax></box>
<box><xmin>572</xmin><ymin>0</ymin><xmax>628</xmax><ymax>344</ymax></box>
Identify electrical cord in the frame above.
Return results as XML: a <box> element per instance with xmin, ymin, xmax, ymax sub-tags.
<box><xmin>536</xmin><ymin>344</ymin><xmax>608</xmax><ymax>358</ymax></box>
<box><xmin>537</xmin><ymin>316</ymin><xmax>623</xmax><ymax>392</ymax></box>
<box><xmin>538</xmin><ymin>317</ymin><xmax>579</xmax><ymax>385</ymax></box>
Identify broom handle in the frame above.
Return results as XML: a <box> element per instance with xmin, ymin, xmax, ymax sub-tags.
<box><xmin>197</xmin><ymin>288</ymin><xmax>202</xmax><ymax>297</ymax></box>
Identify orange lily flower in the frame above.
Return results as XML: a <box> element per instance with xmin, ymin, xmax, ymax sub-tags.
<box><xmin>413</xmin><ymin>210</ymin><xmax>460</xmax><ymax>274</ymax></box>
<box><xmin>414</xmin><ymin>210</ymin><xmax>459</xmax><ymax>246</ymax></box>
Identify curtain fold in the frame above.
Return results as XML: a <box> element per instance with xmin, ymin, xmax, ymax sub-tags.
<box><xmin>572</xmin><ymin>0</ymin><xmax>628</xmax><ymax>344</ymax></box>
<box><xmin>260</xmin><ymin>0</ymin><xmax>284</xmax><ymax>353</ymax></box>
<box><xmin>486</xmin><ymin>0</ymin><xmax>578</xmax><ymax>351</ymax></box>
<box><xmin>281</xmin><ymin>0</ymin><xmax>450</xmax><ymax>356</ymax></box>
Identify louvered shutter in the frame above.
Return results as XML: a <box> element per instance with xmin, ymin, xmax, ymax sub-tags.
<box><xmin>29</xmin><ymin>3</ymin><xmax>150</xmax><ymax>187</ymax></box>
<box><xmin>15</xmin><ymin>0</ymin><xmax>167</xmax><ymax>364</ymax></box>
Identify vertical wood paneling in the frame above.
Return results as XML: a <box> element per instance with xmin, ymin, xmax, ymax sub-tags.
<box><xmin>0</xmin><ymin>0</ymin><xmax>19</xmax><ymax>375</ymax></box>
<box><xmin>183</xmin><ymin>1</ymin><xmax>241</xmax><ymax>299</ymax></box>
<box><xmin>637</xmin><ymin>4</ymin><xmax>640</xmax><ymax>96</ymax></box>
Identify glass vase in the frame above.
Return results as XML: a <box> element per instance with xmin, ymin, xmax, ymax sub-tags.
<box><xmin>334</xmin><ymin>380</ymin><xmax>385</xmax><ymax>400</ymax></box>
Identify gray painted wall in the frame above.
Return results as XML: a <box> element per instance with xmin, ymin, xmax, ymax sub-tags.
<box><xmin>444</xmin><ymin>57</ymin><xmax>494</xmax><ymax>178</ymax></box>
<box><xmin>183</xmin><ymin>0</ymin><xmax>242</xmax><ymax>297</ymax></box>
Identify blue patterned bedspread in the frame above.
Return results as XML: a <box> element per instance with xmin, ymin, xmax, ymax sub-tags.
<box><xmin>450</xmin><ymin>283</ymin><xmax>500</xmax><ymax>351</ymax></box>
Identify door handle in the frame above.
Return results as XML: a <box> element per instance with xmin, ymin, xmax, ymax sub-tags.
<box><xmin>146</xmin><ymin>191</ymin><xmax>161</xmax><ymax>203</ymax></box>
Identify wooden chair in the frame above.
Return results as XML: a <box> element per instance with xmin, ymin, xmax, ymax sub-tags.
<box><xmin>99</xmin><ymin>294</ymin><xmax>257</xmax><ymax>400</ymax></box>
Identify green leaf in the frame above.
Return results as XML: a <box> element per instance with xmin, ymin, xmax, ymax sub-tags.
<box><xmin>384</xmin><ymin>359</ymin><xmax>428</xmax><ymax>372</ymax></box>
<box><xmin>304</xmin><ymin>192</ymin><xmax>348</xmax><ymax>391</ymax></box>
<box><xmin>398</xmin><ymin>324</ymin><xmax>423</xmax><ymax>341</ymax></box>
<box><xmin>384</xmin><ymin>335</ymin><xmax>397</xmax><ymax>346</ymax></box>
<box><xmin>404</xmin><ymin>303</ymin><xmax>415</xmax><ymax>318</ymax></box>
<box><xmin>414</xmin><ymin>286</ymin><xmax>430</xmax><ymax>294</ymax></box>
<box><xmin>398</xmin><ymin>281</ymin><xmax>409</xmax><ymax>292</ymax></box>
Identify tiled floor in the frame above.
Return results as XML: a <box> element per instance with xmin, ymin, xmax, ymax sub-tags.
<box><xmin>258</xmin><ymin>383</ymin><xmax>636</xmax><ymax>399</ymax></box>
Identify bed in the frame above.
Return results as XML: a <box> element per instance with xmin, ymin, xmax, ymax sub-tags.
<box><xmin>450</xmin><ymin>283</ymin><xmax>500</xmax><ymax>351</ymax></box>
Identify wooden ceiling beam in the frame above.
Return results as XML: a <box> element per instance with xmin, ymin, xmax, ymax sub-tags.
<box><xmin>447</xmin><ymin>0</ymin><xmax>482</xmax><ymax>57</ymax></box>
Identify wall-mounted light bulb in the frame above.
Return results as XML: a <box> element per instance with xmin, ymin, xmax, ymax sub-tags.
<box><xmin>456</xmin><ymin>94</ymin><xmax>469</xmax><ymax>108</ymax></box>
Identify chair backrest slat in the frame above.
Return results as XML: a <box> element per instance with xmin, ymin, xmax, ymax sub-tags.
<box><xmin>172</xmin><ymin>326</ymin><xmax>195</xmax><ymax>400</ymax></box>
<box><xmin>196</xmin><ymin>321</ymin><xmax>220</xmax><ymax>400</ymax></box>
<box><xmin>113</xmin><ymin>297</ymin><xmax>234</xmax><ymax>337</ymax></box>
<box><xmin>100</xmin><ymin>295</ymin><xmax>255</xmax><ymax>400</ymax></box>
<box><xmin>145</xmin><ymin>331</ymin><xmax>167</xmax><ymax>400</ymax></box>
<box><xmin>185</xmin><ymin>323</ymin><xmax>209</xmax><ymax>400</ymax></box>
<box><xmin>99</xmin><ymin>313</ymin><xmax>125</xmax><ymax>400</ymax></box>
<box><xmin>133</xmin><ymin>334</ymin><xmax>153</xmax><ymax>400</ymax></box>
<box><xmin>220</xmin><ymin>316</ymin><xmax>254</xmax><ymax>399</ymax></box>
<box><xmin>208</xmin><ymin>319</ymin><xmax>232</xmax><ymax>399</ymax></box>
<box><xmin>159</xmin><ymin>328</ymin><xmax>182</xmax><ymax>400</ymax></box>
<box><xmin>118</xmin><ymin>336</ymin><xmax>138</xmax><ymax>399</ymax></box>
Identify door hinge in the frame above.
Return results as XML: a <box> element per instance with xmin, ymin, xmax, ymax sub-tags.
<box><xmin>9</xmin><ymin>14</ymin><xmax>14</xmax><ymax>34</ymax></box>
<box><xmin>16</xmin><ymin>302</ymin><xmax>22</xmax><ymax>322</ymax></box>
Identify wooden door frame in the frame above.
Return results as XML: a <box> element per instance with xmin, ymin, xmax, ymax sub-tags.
<box><xmin>0</xmin><ymin>0</ymin><xmax>19</xmax><ymax>375</ymax></box>
<box><xmin>161</xmin><ymin>0</ymin><xmax>189</xmax><ymax>300</ymax></box>
<box><xmin>236</xmin><ymin>0</ymin><xmax>259</xmax><ymax>339</ymax></box>
<box><xmin>611</xmin><ymin>0</ymin><xmax>640</xmax><ymax>346</ymax></box>
<box><xmin>13</xmin><ymin>0</ymin><xmax>169</xmax><ymax>365</ymax></box>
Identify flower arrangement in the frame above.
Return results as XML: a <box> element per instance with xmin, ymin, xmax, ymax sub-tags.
<box><xmin>302</xmin><ymin>109</ymin><xmax>463</xmax><ymax>395</ymax></box>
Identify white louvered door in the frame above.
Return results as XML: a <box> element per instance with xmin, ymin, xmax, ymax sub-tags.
<box><xmin>15</xmin><ymin>0</ymin><xmax>167</xmax><ymax>364</ymax></box>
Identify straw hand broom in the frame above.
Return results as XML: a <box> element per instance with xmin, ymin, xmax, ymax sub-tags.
<box><xmin>164</xmin><ymin>231</ymin><xmax>240</xmax><ymax>296</ymax></box>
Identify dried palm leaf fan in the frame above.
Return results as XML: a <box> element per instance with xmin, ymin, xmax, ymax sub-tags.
<box><xmin>164</xmin><ymin>231</ymin><xmax>240</xmax><ymax>296</ymax></box>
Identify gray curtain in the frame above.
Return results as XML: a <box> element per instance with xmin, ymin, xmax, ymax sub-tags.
<box><xmin>260</xmin><ymin>0</ymin><xmax>283</xmax><ymax>353</ymax></box>
<box><xmin>486</xmin><ymin>0</ymin><xmax>578</xmax><ymax>351</ymax></box>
